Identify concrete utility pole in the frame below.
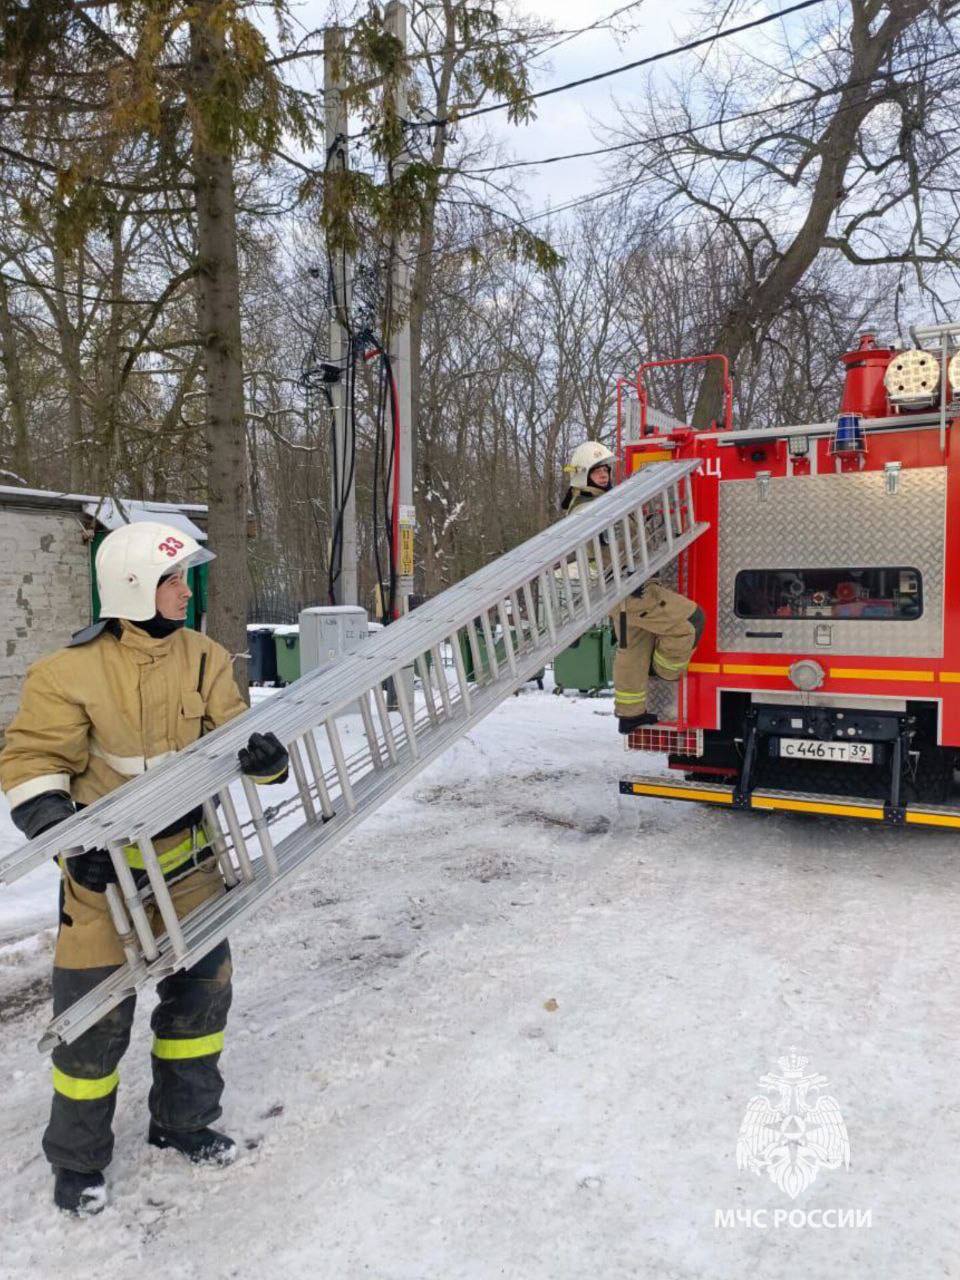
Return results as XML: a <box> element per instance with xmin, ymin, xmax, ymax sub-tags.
<box><xmin>324</xmin><ymin>25</ymin><xmax>358</xmax><ymax>606</ymax></box>
<box><xmin>385</xmin><ymin>0</ymin><xmax>415</xmax><ymax>617</ymax></box>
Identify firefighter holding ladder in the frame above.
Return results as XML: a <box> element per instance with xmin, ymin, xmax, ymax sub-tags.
<box><xmin>562</xmin><ymin>441</ymin><xmax>705</xmax><ymax>731</ymax></box>
<box><xmin>0</xmin><ymin>522</ymin><xmax>290</xmax><ymax>1216</ymax></box>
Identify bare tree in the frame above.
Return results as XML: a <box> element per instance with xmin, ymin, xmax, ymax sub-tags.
<box><xmin>617</xmin><ymin>0</ymin><xmax>960</xmax><ymax>425</ymax></box>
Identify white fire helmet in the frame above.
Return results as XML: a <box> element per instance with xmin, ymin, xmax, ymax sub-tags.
<box><xmin>564</xmin><ymin>441</ymin><xmax>616</xmax><ymax>490</ymax></box>
<box><xmin>95</xmin><ymin>521</ymin><xmax>215</xmax><ymax>621</ymax></box>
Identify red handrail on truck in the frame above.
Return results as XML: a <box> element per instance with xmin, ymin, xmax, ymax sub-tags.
<box><xmin>636</xmin><ymin>353</ymin><xmax>734</xmax><ymax>435</ymax></box>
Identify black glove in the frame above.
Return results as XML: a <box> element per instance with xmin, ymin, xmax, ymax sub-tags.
<box><xmin>11</xmin><ymin>790</ymin><xmax>74</xmax><ymax>839</ymax></box>
<box><xmin>64</xmin><ymin>849</ymin><xmax>118</xmax><ymax>895</ymax></box>
<box><xmin>238</xmin><ymin>731</ymin><xmax>289</xmax><ymax>785</ymax></box>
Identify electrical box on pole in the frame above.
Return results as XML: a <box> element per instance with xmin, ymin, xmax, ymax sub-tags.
<box><xmin>299</xmin><ymin>605</ymin><xmax>369</xmax><ymax>675</ymax></box>
<box><xmin>324</xmin><ymin>25</ymin><xmax>358</xmax><ymax>606</ymax></box>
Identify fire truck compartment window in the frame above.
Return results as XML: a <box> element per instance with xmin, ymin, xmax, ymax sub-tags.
<box><xmin>734</xmin><ymin>568</ymin><xmax>922</xmax><ymax>621</ymax></box>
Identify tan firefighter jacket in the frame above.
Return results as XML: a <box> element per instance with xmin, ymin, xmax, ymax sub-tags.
<box><xmin>0</xmin><ymin>621</ymin><xmax>247</xmax><ymax>820</ymax></box>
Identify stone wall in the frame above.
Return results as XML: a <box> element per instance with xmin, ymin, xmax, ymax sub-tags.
<box><xmin>0</xmin><ymin>506</ymin><xmax>92</xmax><ymax>732</ymax></box>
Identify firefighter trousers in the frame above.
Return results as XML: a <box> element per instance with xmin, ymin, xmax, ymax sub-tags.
<box><xmin>43</xmin><ymin>858</ymin><xmax>232</xmax><ymax>1174</ymax></box>
<box><xmin>612</xmin><ymin>581</ymin><xmax>703</xmax><ymax>718</ymax></box>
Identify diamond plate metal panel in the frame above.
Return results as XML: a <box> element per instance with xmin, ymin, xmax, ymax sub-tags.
<box><xmin>718</xmin><ymin>468</ymin><xmax>946</xmax><ymax>657</ymax></box>
<box><xmin>646</xmin><ymin>677</ymin><xmax>679</xmax><ymax>719</ymax></box>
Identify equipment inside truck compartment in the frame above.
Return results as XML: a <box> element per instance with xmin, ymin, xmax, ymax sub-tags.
<box><xmin>734</xmin><ymin>567</ymin><xmax>922</xmax><ymax>621</ymax></box>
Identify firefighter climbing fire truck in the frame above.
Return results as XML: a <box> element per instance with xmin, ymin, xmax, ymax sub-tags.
<box><xmin>618</xmin><ymin>319</ymin><xmax>960</xmax><ymax>829</ymax></box>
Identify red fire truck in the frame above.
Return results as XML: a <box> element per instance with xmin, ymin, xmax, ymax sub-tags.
<box><xmin>618</xmin><ymin>320</ymin><xmax>960</xmax><ymax>829</ymax></box>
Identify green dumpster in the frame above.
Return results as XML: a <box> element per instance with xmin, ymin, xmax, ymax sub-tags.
<box><xmin>553</xmin><ymin>624</ymin><xmax>612</xmax><ymax>695</ymax></box>
<box><xmin>459</xmin><ymin>627</ymin><xmax>545</xmax><ymax>689</ymax></box>
<box><xmin>273</xmin><ymin>627</ymin><xmax>300</xmax><ymax>685</ymax></box>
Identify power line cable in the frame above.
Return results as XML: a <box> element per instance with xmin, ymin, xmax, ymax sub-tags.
<box><xmin>271</xmin><ymin>49</ymin><xmax>959</xmax><ymax>306</ymax></box>
<box><xmin>425</xmin><ymin>53</ymin><xmax>960</xmax><ymax>243</ymax></box>
<box><xmin>328</xmin><ymin>0</ymin><xmax>828</xmax><ymax>145</ymax></box>
<box><xmin>414</xmin><ymin>0</ymin><xmax>829</xmax><ymax>127</ymax></box>
<box><xmin>455</xmin><ymin>48</ymin><xmax>960</xmax><ymax>176</ymax></box>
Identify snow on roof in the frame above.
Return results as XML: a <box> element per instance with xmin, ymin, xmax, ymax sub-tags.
<box><xmin>299</xmin><ymin>605</ymin><xmax>367</xmax><ymax>615</ymax></box>
<box><xmin>81</xmin><ymin>496</ymin><xmax>206</xmax><ymax>540</ymax></box>
<box><xmin>0</xmin><ymin>485</ymin><xmax>206</xmax><ymax>538</ymax></box>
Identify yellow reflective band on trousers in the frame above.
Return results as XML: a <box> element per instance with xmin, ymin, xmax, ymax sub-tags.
<box><xmin>123</xmin><ymin>826</ymin><xmax>205</xmax><ymax>873</ymax></box>
<box><xmin>52</xmin><ymin>1065</ymin><xmax>119</xmax><ymax>1101</ymax></box>
<box><xmin>152</xmin><ymin>1031</ymin><xmax>225</xmax><ymax>1061</ymax></box>
<box><xmin>652</xmin><ymin>651</ymin><xmax>689</xmax><ymax>672</ymax></box>
<box><xmin>614</xmin><ymin>690</ymin><xmax>647</xmax><ymax>705</ymax></box>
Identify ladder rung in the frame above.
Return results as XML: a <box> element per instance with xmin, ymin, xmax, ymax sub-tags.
<box><xmin>575</xmin><ymin>546</ymin><xmax>593</xmax><ymax>612</ymax></box>
<box><xmin>202</xmin><ymin>799</ymin><xmax>239</xmax><ymax>888</ymax></box>
<box><xmin>430</xmin><ymin>644</ymin><xmax>454</xmax><ymax>717</ymax></box>
<box><xmin>137</xmin><ymin>834</ymin><xmax>187</xmax><ymax>960</ymax></box>
<box><xmin>450</xmin><ymin>632</ymin><xmax>472</xmax><ymax>712</ymax></box>
<box><xmin>497</xmin><ymin>602</ymin><xmax>517</xmax><ymax>674</ymax></box>
<box><xmin>218</xmin><ymin>785</ymin><xmax>257</xmax><ymax>882</ymax></box>
<box><xmin>392</xmin><ymin>673</ymin><xmax>420</xmax><ymax>759</ymax></box>
<box><xmin>302</xmin><ymin>731</ymin><xmax>336</xmax><ymax>820</ymax></box>
<box><xmin>538</xmin><ymin>571</ymin><xmax>557</xmax><ymax>644</ymax></box>
<box><xmin>416</xmin><ymin>651</ymin><xmax>440</xmax><ymax>724</ymax></box>
<box><xmin>287</xmin><ymin>739</ymin><xmax>318</xmax><ymax>822</ymax></box>
<box><xmin>371</xmin><ymin>683</ymin><xmax>399</xmax><ymax>764</ymax></box>
<box><xmin>465</xmin><ymin>619</ymin><xmax>485</xmax><ymax>685</ymax></box>
<box><xmin>356</xmin><ymin>693</ymin><xmax>384</xmax><ymax>771</ymax></box>
<box><xmin>325</xmin><ymin>718</ymin><xmax>356</xmax><ymax>812</ymax></box>
<box><xmin>241</xmin><ymin>775</ymin><xmax>281</xmax><ymax>876</ymax></box>
<box><xmin>479</xmin><ymin>609</ymin><xmax>500</xmax><ymax>679</ymax></box>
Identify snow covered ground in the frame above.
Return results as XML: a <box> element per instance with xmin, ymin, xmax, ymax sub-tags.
<box><xmin>1</xmin><ymin>679</ymin><xmax>959</xmax><ymax>1279</ymax></box>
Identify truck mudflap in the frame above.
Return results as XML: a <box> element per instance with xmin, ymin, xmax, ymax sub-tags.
<box><xmin>619</xmin><ymin>775</ymin><xmax>960</xmax><ymax>828</ymax></box>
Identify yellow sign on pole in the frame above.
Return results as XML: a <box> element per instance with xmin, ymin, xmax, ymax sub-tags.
<box><xmin>398</xmin><ymin>503</ymin><xmax>416</xmax><ymax>579</ymax></box>
<box><xmin>400</xmin><ymin>524</ymin><xmax>414</xmax><ymax>577</ymax></box>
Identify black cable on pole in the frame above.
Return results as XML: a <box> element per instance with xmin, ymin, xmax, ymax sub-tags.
<box><xmin>367</xmin><ymin>286</ymin><xmax>399</xmax><ymax>624</ymax></box>
<box><xmin>382</xmin><ymin>346</ymin><xmax>399</xmax><ymax>622</ymax></box>
<box><xmin>323</xmin><ymin>129</ymin><xmax>361</xmax><ymax>608</ymax></box>
<box><xmin>370</xmin><ymin>338</ymin><xmax>385</xmax><ymax>622</ymax></box>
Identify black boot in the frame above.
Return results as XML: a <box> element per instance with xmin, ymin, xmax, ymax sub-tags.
<box><xmin>618</xmin><ymin>712</ymin><xmax>658</xmax><ymax>734</ymax></box>
<box><xmin>53</xmin><ymin>1167</ymin><xmax>107</xmax><ymax>1216</ymax></box>
<box><xmin>148</xmin><ymin>1121</ymin><xmax>236</xmax><ymax>1167</ymax></box>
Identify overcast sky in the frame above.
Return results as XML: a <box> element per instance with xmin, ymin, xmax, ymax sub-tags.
<box><xmin>466</xmin><ymin>0</ymin><xmax>701</xmax><ymax>209</ymax></box>
<box><xmin>286</xmin><ymin>0</ymin><xmax>704</xmax><ymax>210</ymax></box>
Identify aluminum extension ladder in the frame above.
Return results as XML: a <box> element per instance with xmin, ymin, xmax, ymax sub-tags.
<box><xmin>0</xmin><ymin>460</ymin><xmax>705</xmax><ymax>1051</ymax></box>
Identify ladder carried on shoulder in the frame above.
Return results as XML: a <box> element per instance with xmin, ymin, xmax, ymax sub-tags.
<box><xmin>0</xmin><ymin>461</ymin><xmax>706</xmax><ymax>1051</ymax></box>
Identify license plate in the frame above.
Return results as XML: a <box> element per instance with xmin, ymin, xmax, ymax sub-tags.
<box><xmin>779</xmin><ymin>738</ymin><xmax>874</xmax><ymax>764</ymax></box>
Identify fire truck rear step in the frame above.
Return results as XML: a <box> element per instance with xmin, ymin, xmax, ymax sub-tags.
<box><xmin>619</xmin><ymin>775</ymin><xmax>960</xmax><ymax>827</ymax></box>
